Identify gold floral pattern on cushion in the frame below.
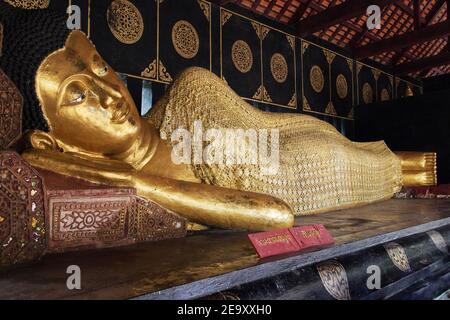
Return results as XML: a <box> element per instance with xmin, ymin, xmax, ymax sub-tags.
<box><xmin>0</xmin><ymin>151</ymin><xmax>46</xmax><ymax>269</ymax></box>
<box><xmin>0</xmin><ymin>23</ymin><xmax>3</xmax><ymax>57</ymax></box>
<box><xmin>0</xmin><ymin>68</ymin><xmax>23</xmax><ymax>149</ymax></box>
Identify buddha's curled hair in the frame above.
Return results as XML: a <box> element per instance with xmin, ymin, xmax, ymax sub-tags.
<box><xmin>0</xmin><ymin>1</ymin><xmax>70</xmax><ymax>132</ymax></box>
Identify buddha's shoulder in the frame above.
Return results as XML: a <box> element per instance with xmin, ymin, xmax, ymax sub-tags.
<box><xmin>175</xmin><ymin>67</ymin><xmax>223</xmax><ymax>84</ymax></box>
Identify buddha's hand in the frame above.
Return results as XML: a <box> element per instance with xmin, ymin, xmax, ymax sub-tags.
<box><xmin>22</xmin><ymin>149</ymin><xmax>134</xmax><ymax>187</ymax></box>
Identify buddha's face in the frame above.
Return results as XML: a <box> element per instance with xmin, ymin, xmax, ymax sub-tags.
<box><xmin>35</xmin><ymin>30</ymin><xmax>141</xmax><ymax>155</ymax></box>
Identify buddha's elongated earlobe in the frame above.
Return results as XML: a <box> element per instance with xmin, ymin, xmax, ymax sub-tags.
<box><xmin>29</xmin><ymin>130</ymin><xmax>60</xmax><ymax>151</ymax></box>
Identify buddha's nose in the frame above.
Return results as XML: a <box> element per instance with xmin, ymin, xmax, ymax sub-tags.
<box><xmin>92</xmin><ymin>78</ymin><xmax>123</xmax><ymax>107</ymax></box>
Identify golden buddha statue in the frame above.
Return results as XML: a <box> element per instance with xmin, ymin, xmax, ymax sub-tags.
<box><xmin>0</xmin><ymin>2</ymin><xmax>436</xmax><ymax>232</ymax></box>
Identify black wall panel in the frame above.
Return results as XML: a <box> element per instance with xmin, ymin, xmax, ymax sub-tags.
<box><xmin>356</xmin><ymin>89</ymin><xmax>450</xmax><ymax>183</ymax></box>
<box><xmin>357</xmin><ymin>63</ymin><xmax>395</xmax><ymax>106</ymax></box>
<box><xmin>220</xmin><ymin>9</ymin><xmax>261</xmax><ymax>101</ymax></box>
<box><xmin>357</xmin><ymin>63</ymin><xmax>377</xmax><ymax>105</ymax></box>
<box><xmin>90</xmin><ymin>0</ymin><xmax>158</xmax><ymax>79</ymax></box>
<box><xmin>262</xmin><ymin>29</ymin><xmax>296</xmax><ymax>109</ymax></box>
<box><xmin>396</xmin><ymin>78</ymin><xmax>422</xmax><ymax>99</ymax></box>
<box><xmin>300</xmin><ymin>41</ymin><xmax>353</xmax><ymax>120</ymax></box>
<box><xmin>159</xmin><ymin>0</ymin><xmax>211</xmax><ymax>82</ymax></box>
<box><xmin>70</xmin><ymin>0</ymin><xmax>89</xmax><ymax>35</ymax></box>
<box><xmin>50</xmin><ymin>0</ymin><xmax>69</xmax><ymax>13</ymax></box>
<box><xmin>377</xmin><ymin>72</ymin><xmax>394</xmax><ymax>102</ymax></box>
<box><xmin>10</xmin><ymin>0</ymin><xmax>426</xmax><ymax>139</ymax></box>
<box><xmin>330</xmin><ymin>54</ymin><xmax>354</xmax><ymax>119</ymax></box>
<box><xmin>301</xmin><ymin>41</ymin><xmax>331</xmax><ymax>116</ymax></box>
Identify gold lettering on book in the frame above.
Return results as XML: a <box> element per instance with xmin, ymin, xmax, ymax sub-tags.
<box><xmin>300</xmin><ymin>229</ymin><xmax>321</xmax><ymax>238</ymax></box>
<box><xmin>258</xmin><ymin>234</ymin><xmax>291</xmax><ymax>246</ymax></box>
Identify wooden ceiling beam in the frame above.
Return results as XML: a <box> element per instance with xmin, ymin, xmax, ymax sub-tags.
<box><xmin>413</xmin><ymin>0</ymin><xmax>421</xmax><ymax>29</ymax></box>
<box><xmin>209</xmin><ymin>0</ymin><xmax>237</xmax><ymax>6</ymax></box>
<box><xmin>276</xmin><ymin>0</ymin><xmax>295</xmax><ymax>20</ymax></box>
<box><xmin>354</xmin><ymin>20</ymin><xmax>450</xmax><ymax>59</ymax></box>
<box><xmin>264</xmin><ymin>0</ymin><xmax>278</xmax><ymax>15</ymax></box>
<box><xmin>294</xmin><ymin>0</ymin><xmax>383</xmax><ymax>43</ymax></box>
<box><xmin>391</xmin><ymin>0</ymin><xmax>447</xmax><ymax>66</ymax></box>
<box><xmin>426</xmin><ymin>0</ymin><xmax>447</xmax><ymax>24</ymax></box>
<box><xmin>347</xmin><ymin>1</ymin><xmax>395</xmax><ymax>49</ymax></box>
<box><xmin>318</xmin><ymin>0</ymin><xmax>338</xmax><ymax>39</ymax></box>
<box><xmin>288</xmin><ymin>0</ymin><xmax>313</xmax><ymax>24</ymax></box>
<box><xmin>394</xmin><ymin>0</ymin><xmax>426</xmax><ymax>26</ymax></box>
<box><xmin>394</xmin><ymin>50</ymin><xmax>450</xmax><ymax>74</ymax></box>
<box><xmin>252</xmin><ymin>0</ymin><xmax>262</xmax><ymax>10</ymax></box>
<box><xmin>295</xmin><ymin>0</ymin><xmax>392</xmax><ymax>37</ymax></box>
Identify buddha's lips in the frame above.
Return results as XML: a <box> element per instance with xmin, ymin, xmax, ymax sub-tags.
<box><xmin>111</xmin><ymin>101</ymin><xmax>130</xmax><ymax>124</ymax></box>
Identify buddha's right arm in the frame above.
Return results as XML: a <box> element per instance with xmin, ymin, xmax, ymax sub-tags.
<box><xmin>22</xmin><ymin>150</ymin><xmax>294</xmax><ymax>231</ymax></box>
<box><xmin>132</xmin><ymin>173</ymin><xmax>294</xmax><ymax>231</ymax></box>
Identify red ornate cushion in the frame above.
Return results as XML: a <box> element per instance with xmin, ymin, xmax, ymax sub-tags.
<box><xmin>0</xmin><ymin>68</ymin><xmax>23</xmax><ymax>149</ymax></box>
<box><xmin>43</xmin><ymin>172</ymin><xmax>187</xmax><ymax>253</ymax></box>
<box><xmin>0</xmin><ymin>151</ymin><xmax>46</xmax><ymax>269</ymax></box>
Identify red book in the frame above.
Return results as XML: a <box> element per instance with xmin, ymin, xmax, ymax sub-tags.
<box><xmin>289</xmin><ymin>224</ymin><xmax>334</xmax><ymax>250</ymax></box>
<box><xmin>248</xmin><ymin>229</ymin><xmax>301</xmax><ymax>259</ymax></box>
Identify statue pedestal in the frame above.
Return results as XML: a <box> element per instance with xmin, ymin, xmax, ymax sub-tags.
<box><xmin>40</xmin><ymin>170</ymin><xmax>187</xmax><ymax>253</ymax></box>
<box><xmin>0</xmin><ymin>198</ymin><xmax>449</xmax><ymax>300</ymax></box>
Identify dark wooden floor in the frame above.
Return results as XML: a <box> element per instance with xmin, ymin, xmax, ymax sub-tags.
<box><xmin>1</xmin><ymin>199</ymin><xmax>450</xmax><ymax>300</ymax></box>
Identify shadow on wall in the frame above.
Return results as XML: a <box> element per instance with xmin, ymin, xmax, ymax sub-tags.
<box><xmin>355</xmin><ymin>90</ymin><xmax>450</xmax><ymax>184</ymax></box>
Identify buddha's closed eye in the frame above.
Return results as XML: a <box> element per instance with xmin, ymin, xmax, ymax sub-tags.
<box><xmin>61</xmin><ymin>81</ymin><xmax>88</xmax><ymax>106</ymax></box>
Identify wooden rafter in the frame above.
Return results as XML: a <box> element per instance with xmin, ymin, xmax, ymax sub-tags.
<box><xmin>354</xmin><ymin>20</ymin><xmax>450</xmax><ymax>59</ymax></box>
<box><xmin>289</xmin><ymin>0</ymin><xmax>313</xmax><ymax>24</ymax></box>
<box><xmin>233</xmin><ymin>0</ymin><xmax>450</xmax><ymax>77</ymax></box>
<box><xmin>276</xmin><ymin>0</ymin><xmax>295</xmax><ymax>20</ymax></box>
<box><xmin>293</xmin><ymin>0</ymin><xmax>384</xmax><ymax>43</ymax></box>
<box><xmin>426</xmin><ymin>0</ymin><xmax>447</xmax><ymax>23</ymax></box>
<box><xmin>209</xmin><ymin>0</ymin><xmax>237</xmax><ymax>6</ymax></box>
<box><xmin>264</xmin><ymin>0</ymin><xmax>278</xmax><ymax>15</ymax></box>
<box><xmin>413</xmin><ymin>0</ymin><xmax>421</xmax><ymax>30</ymax></box>
<box><xmin>391</xmin><ymin>0</ymin><xmax>447</xmax><ymax>66</ymax></box>
<box><xmin>347</xmin><ymin>0</ymin><xmax>420</xmax><ymax>49</ymax></box>
<box><xmin>252</xmin><ymin>0</ymin><xmax>261</xmax><ymax>10</ymax></box>
<box><xmin>347</xmin><ymin>2</ymin><xmax>393</xmax><ymax>49</ymax></box>
<box><xmin>396</xmin><ymin>0</ymin><xmax>426</xmax><ymax>26</ymax></box>
<box><xmin>319</xmin><ymin>0</ymin><xmax>338</xmax><ymax>39</ymax></box>
<box><xmin>395</xmin><ymin>50</ymin><xmax>450</xmax><ymax>74</ymax></box>
<box><xmin>295</xmin><ymin>0</ymin><xmax>392</xmax><ymax>37</ymax></box>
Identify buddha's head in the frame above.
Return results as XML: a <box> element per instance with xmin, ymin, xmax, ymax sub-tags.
<box><xmin>35</xmin><ymin>30</ymin><xmax>142</xmax><ymax>156</ymax></box>
<box><xmin>0</xmin><ymin>2</ymin><xmax>142</xmax><ymax>157</ymax></box>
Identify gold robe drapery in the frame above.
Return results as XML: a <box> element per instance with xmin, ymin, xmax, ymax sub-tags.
<box><xmin>149</xmin><ymin>67</ymin><xmax>403</xmax><ymax>216</ymax></box>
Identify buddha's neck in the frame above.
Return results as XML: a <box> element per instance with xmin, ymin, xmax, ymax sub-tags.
<box><xmin>112</xmin><ymin>121</ymin><xmax>160</xmax><ymax>171</ymax></box>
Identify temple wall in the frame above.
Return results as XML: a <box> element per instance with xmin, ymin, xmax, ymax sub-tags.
<box><xmin>49</xmin><ymin>0</ymin><xmax>422</xmax><ymax>138</ymax></box>
<box><xmin>355</xmin><ymin>89</ymin><xmax>450</xmax><ymax>184</ymax></box>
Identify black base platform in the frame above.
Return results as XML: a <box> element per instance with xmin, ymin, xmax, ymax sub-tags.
<box><xmin>0</xmin><ymin>199</ymin><xmax>449</xmax><ymax>300</ymax></box>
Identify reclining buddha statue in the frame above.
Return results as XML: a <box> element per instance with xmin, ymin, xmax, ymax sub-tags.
<box><xmin>0</xmin><ymin>2</ymin><xmax>433</xmax><ymax>232</ymax></box>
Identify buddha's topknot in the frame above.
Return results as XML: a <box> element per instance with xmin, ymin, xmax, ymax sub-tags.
<box><xmin>0</xmin><ymin>1</ymin><xmax>70</xmax><ymax>132</ymax></box>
